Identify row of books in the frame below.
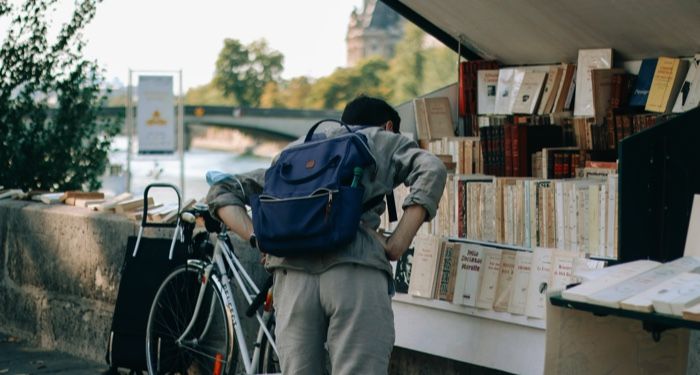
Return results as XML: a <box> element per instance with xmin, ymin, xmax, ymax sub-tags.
<box><xmin>399</xmin><ymin>238</ymin><xmax>604</xmax><ymax>320</ymax></box>
<box><xmin>425</xmin><ymin>137</ymin><xmax>483</xmax><ymax>175</ymax></box>
<box><xmin>474</xmin><ymin>50</ymin><xmax>700</xmax><ymax>119</ymax></box>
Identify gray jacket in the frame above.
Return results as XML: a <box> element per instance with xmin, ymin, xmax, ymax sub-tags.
<box><xmin>206</xmin><ymin>125</ymin><xmax>447</xmax><ymax>277</ymax></box>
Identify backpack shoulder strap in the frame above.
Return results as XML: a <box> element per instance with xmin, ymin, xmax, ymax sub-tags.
<box><xmin>363</xmin><ymin>192</ymin><xmax>398</xmax><ymax>223</ymax></box>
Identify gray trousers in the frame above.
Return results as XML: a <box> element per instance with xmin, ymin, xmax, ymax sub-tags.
<box><xmin>272</xmin><ymin>264</ymin><xmax>395</xmax><ymax>375</ymax></box>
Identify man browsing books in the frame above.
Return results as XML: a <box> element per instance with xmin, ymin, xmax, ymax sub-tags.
<box><xmin>206</xmin><ymin>95</ymin><xmax>446</xmax><ymax>374</ymax></box>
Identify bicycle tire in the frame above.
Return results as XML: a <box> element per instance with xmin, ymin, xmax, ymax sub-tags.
<box><xmin>257</xmin><ymin>317</ymin><xmax>280</xmax><ymax>374</ymax></box>
<box><xmin>146</xmin><ymin>263</ymin><xmax>237</xmax><ymax>374</ymax></box>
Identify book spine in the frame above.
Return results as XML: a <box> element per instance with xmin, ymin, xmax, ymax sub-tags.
<box><xmin>504</xmin><ymin>124</ymin><xmax>513</xmax><ymax>176</ymax></box>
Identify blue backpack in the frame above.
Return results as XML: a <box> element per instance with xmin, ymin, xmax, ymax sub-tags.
<box><xmin>250</xmin><ymin>119</ymin><xmax>383</xmax><ymax>257</ymax></box>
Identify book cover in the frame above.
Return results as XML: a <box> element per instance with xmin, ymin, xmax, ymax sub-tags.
<box><xmin>525</xmin><ymin>247</ymin><xmax>554</xmax><ymax>319</ymax></box>
<box><xmin>538</xmin><ymin>66</ymin><xmax>562</xmax><ymax>115</ymax></box>
<box><xmin>413</xmin><ymin>98</ymin><xmax>430</xmax><ymax>141</ymax></box>
<box><xmin>475</xmin><ymin>247</ymin><xmax>503</xmax><ymax>310</ymax></box>
<box><xmin>629</xmin><ymin>58</ymin><xmax>658</xmax><ymax>107</ymax></box>
<box><xmin>512</xmin><ymin>71</ymin><xmax>547</xmax><ymax>114</ymax></box>
<box><xmin>424</xmin><ymin>97</ymin><xmax>456</xmax><ymax>139</ymax></box>
<box><xmin>453</xmin><ymin>243</ymin><xmax>484</xmax><ymax>307</ymax></box>
<box><xmin>436</xmin><ymin>242</ymin><xmax>460</xmax><ymax>301</ymax></box>
<box><xmin>591</xmin><ymin>68</ymin><xmax>626</xmax><ymax>125</ymax></box>
<box><xmin>646</xmin><ymin>57</ymin><xmax>689</xmax><ymax>113</ymax></box>
<box><xmin>549</xmin><ymin>249</ymin><xmax>581</xmax><ymax>292</ymax></box>
<box><xmin>408</xmin><ymin>235</ymin><xmax>442</xmax><ymax>299</ymax></box>
<box><xmin>477</xmin><ymin>69</ymin><xmax>500</xmax><ymax>115</ymax></box>
<box><xmin>621</xmin><ymin>269</ymin><xmax>700</xmax><ymax>313</ymax></box>
<box><xmin>493</xmin><ymin>249</ymin><xmax>517</xmax><ymax>312</ymax></box>
<box><xmin>554</xmin><ymin>64</ymin><xmax>577</xmax><ymax>112</ymax></box>
<box><xmin>508</xmin><ymin>251</ymin><xmax>533</xmax><ymax>315</ymax></box>
<box><xmin>574</xmin><ymin>48</ymin><xmax>613</xmax><ymax>117</ymax></box>
<box><xmin>682</xmin><ymin>54</ymin><xmax>700</xmax><ymax>112</ymax></box>
<box><xmin>672</xmin><ymin>54</ymin><xmax>700</xmax><ymax>113</ymax></box>
<box><xmin>394</xmin><ymin>247</ymin><xmax>414</xmax><ymax>294</ymax></box>
<box><xmin>494</xmin><ymin>68</ymin><xmax>516</xmax><ymax>115</ymax></box>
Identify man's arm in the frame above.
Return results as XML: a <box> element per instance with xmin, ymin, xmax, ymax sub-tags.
<box><xmin>217</xmin><ymin>205</ymin><xmax>255</xmax><ymax>242</ymax></box>
<box><xmin>384</xmin><ymin>205</ymin><xmax>426</xmax><ymax>261</ymax></box>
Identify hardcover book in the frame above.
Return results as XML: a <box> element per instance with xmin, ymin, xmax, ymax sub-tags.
<box><xmin>512</xmin><ymin>71</ymin><xmax>547</xmax><ymax>114</ymax></box>
<box><xmin>573</xmin><ymin>48</ymin><xmax>613</xmax><ymax>117</ymax></box>
<box><xmin>591</xmin><ymin>68</ymin><xmax>626</xmax><ymax>125</ymax></box>
<box><xmin>538</xmin><ymin>66</ymin><xmax>562</xmax><ymax>115</ymax></box>
<box><xmin>477</xmin><ymin>69</ymin><xmax>500</xmax><ymax>115</ymax></box>
<box><xmin>646</xmin><ymin>57</ymin><xmax>689</xmax><ymax>113</ymax></box>
<box><xmin>629</xmin><ymin>58</ymin><xmax>658</xmax><ymax>107</ymax></box>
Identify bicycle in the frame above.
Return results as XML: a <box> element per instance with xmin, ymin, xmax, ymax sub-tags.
<box><xmin>139</xmin><ymin>184</ymin><xmax>280</xmax><ymax>375</ymax></box>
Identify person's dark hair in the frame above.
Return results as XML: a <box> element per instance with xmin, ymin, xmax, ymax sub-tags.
<box><xmin>341</xmin><ymin>95</ymin><xmax>401</xmax><ymax>133</ymax></box>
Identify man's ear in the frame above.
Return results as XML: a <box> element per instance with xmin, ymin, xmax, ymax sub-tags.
<box><xmin>385</xmin><ymin>120</ymin><xmax>394</xmax><ymax>133</ymax></box>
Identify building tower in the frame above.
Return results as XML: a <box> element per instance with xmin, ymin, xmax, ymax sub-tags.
<box><xmin>346</xmin><ymin>0</ymin><xmax>404</xmax><ymax>67</ymax></box>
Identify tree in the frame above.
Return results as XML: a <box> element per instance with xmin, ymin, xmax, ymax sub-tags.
<box><xmin>0</xmin><ymin>0</ymin><xmax>118</xmax><ymax>192</ymax></box>
<box><xmin>185</xmin><ymin>81</ymin><xmax>237</xmax><ymax>106</ymax></box>
<box><xmin>214</xmin><ymin>39</ymin><xmax>284</xmax><ymax>107</ymax></box>
<box><xmin>306</xmin><ymin>58</ymin><xmax>391</xmax><ymax>110</ymax></box>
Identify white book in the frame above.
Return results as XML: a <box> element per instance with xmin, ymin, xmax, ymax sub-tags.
<box><xmin>477</xmin><ymin>69</ymin><xmax>499</xmax><ymax>115</ymax></box>
<box><xmin>588</xmin><ymin>256</ymin><xmax>700</xmax><ymax>308</ymax></box>
<box><xmin>525</xmin><ymin>247</ymin><xmax>554</xmax><ymax>319</ymax></box>
<box><xmin>494</xmin><ymin>68</ymin><xmax>516</xmax><ymax>115</ymax></box>
<box><xmin>408</xmin><ymin>235</ymin><xmax>442</xmax><ymax>299</ymax></box>
<box><xmin>588</xmin><ymin>184</ymin><xmax>600</xmax><ymax>256</ymax></box>
<box><xmin>574</xmin><ymin>48</ymin><xmax>613</xmax><ymax>117</ymax></box>
<box><xmin>606</xmin><ymin>175</ymin><xmax>618</xmax><ymax>259</ymax></box>
<box><xmin>493</xmin><ymin>250</ymin><xmax>517</xmax><ymax>312</ymax></box>
<box><xmin>512</xmin><ymin>71</ymin><xmax>547</xmax><ymax>114</ymax></box>
<box><xmin>650</xmin><ymin>271</ymin><xmax>700</xmax><ymax>315</ymax></box>
<box><xmin>475</xmin><ymin>248</ymin><xmax>502</xmax><ymax>310</ymax></box>
<box><xmin>452</xmin><ymin>243</ymin><xmax>484</xmax><ymax>307</ymax></box>
<box><xmin>0</xmin><ymin>189</ymin><xmax>24</xmax><ymax>200</ymax></box>
<box><xmin>555</xmin><ymin>181</ymin><xmax>565</xmax><ymax>249</ymax></box>
<box><xmin>598</xmin><ymin>183</ymin><xmax>608</xmax><ymax>257</ymax></box>
<box><xmin>549</xmin><ymin>249</ymin><xmax>581</xmax><ymax>292</ymax></box>
<box><xmin>508</xmin><ymin>251</ymin><xmax>533</xmax><ymax>315</ymax></box>
<box><xmin>562</xmin><ymin>259</ymin><xmax>661</xmax><ymax>303</ymax></box>
<box><xmin>622</xmin><ymin>270</ymin><xmax>700</xmax><ymax>313</ymax></box>
<box><xmin>35</xmin><ymin>192</ymin><xmax>63</xmax><ymax>204</ymax></box>
<box><xmin>675</xmin><ymin>53</ymin><xmax>700</xmax><ymax>113</ymax></box>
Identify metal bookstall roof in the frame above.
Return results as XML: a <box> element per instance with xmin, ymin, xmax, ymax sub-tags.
<box><xmin>380</xmin><ymin>0</ymin><xmax>700</xmax><ymax>64</ymax></box>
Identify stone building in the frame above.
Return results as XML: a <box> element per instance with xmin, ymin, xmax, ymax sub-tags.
<box><xmin>346</xmin><ymin>0</ymin><xmax>404</xmax><ymax>67</ymax></box>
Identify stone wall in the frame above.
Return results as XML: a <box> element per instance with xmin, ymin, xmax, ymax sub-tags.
<box><xmin>0</xmin><ymin>200</ymin><xmax>265</xmax><ymax>363</ymax></box>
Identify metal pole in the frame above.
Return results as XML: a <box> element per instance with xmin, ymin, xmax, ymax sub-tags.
<box><xmin>178</xmin><ymin>70</ymin><xmax>185</xmax><ymax>198</ymax></box>
<box><xmin>126</xmin><ymin>69</ymin><xmax>133</xmax><ymax>193</ymax></box>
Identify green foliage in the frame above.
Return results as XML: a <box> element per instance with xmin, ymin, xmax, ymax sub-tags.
<box><xmin>185</xmin><ymin>81</ymin><xmax>237</xmax><ymax>106</ymax></box>
<box><xmin>214</xmin><ymin>39</ymin><xmax>284</xmax><ymax>107</ymax></box>
<box><xmin>0</xmin><ymin>0</ymin><xmax>118</xmax><ymax>192</ymax></box>
<box><xmin>306</xmin><ymin>58</ymin><xmax>391</xmax><ymax>110</ymax></box>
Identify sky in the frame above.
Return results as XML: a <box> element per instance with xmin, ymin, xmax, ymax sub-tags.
<box><xmin>4</xmin><ymin>0</ymin><xmax>366</xmax><ymax>91</ymax></box>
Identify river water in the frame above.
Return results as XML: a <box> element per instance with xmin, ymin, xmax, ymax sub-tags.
<box><xmin>103</xmin><ymin>135</ymin><xmax>283</xmax><ymax>203</ymax></box>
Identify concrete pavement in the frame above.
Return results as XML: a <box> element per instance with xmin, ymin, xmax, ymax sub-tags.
<box><xmin>0</xmin><ymin>332</ymin><xmax>109</xmax><ymax>374</ymax></box>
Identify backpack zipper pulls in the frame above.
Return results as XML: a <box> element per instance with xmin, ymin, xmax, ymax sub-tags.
<box><xmin>325</xmin><ymin>192</ymin><xmax>333</xmax><ymax>221</ymax></box>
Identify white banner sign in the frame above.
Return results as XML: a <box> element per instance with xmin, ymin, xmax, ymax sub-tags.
<box><xmin>137</xmin><ymin>75</ymin><xmax>176</xmax><ymax>153</ymax></box>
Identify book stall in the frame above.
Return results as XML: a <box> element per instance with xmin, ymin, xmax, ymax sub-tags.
<box><xmin>381</xmin><ymin>0</ymin><xmax>700</xmax><ymax>373</ymax></box>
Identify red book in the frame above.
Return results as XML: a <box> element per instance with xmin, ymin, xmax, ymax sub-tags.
<box><xmin>504</xmin><ymin>124</ymin><xmax>513</xmax><ymax>176</ymax></box>
<box><xmin>562</xmin><ymin>153</ymin><xmax>571</xmax><ymax>178</ymax></box>
<box><xmin>553</xmin><ymin>152</ymin><xmax>563</xmax><ymax>178</ymax></box>
<box><xmin>585</xmin><ymin>160</ymin><xmax>617</xmax><ymax>170</ymax></box>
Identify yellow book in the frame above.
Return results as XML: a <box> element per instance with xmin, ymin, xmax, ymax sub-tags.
<box><xmin>646</xmin><ymin>57</ymin><xmax>689</xmax><ymax>113</ymax></box>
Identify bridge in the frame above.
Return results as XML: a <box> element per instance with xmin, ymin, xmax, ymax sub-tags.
<box><xmin>99</xmin><ymin>105</ymin><xmax>342</xmax><ymax>140</ymax></box>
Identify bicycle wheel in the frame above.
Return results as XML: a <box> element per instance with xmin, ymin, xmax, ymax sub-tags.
<box><xmin>146</xmin><ymin>264</ymin><xmax>236</xmax><ymax>375</ymax></box>
<box><xmin>257</xmin><ymin>317</ymin><xmax>280</xmax><ymax>374</ymax></box>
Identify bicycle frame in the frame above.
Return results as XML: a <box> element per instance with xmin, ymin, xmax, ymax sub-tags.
<box><xmin>176</xmin><ymin>228</ymin><xmax>279</xmax><ymax>375</ymax></box>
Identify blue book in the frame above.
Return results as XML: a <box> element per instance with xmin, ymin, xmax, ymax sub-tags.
<box><xmin>629</xmin><ymin>58</ymin><xmax>658</xmax><ymax>107</ymax></box>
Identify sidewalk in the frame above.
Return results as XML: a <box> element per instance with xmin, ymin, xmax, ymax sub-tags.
<box><xmin>0</xmin><ymin>333</ymin><xmax>108</xmax><ymax>374</ymax></box>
